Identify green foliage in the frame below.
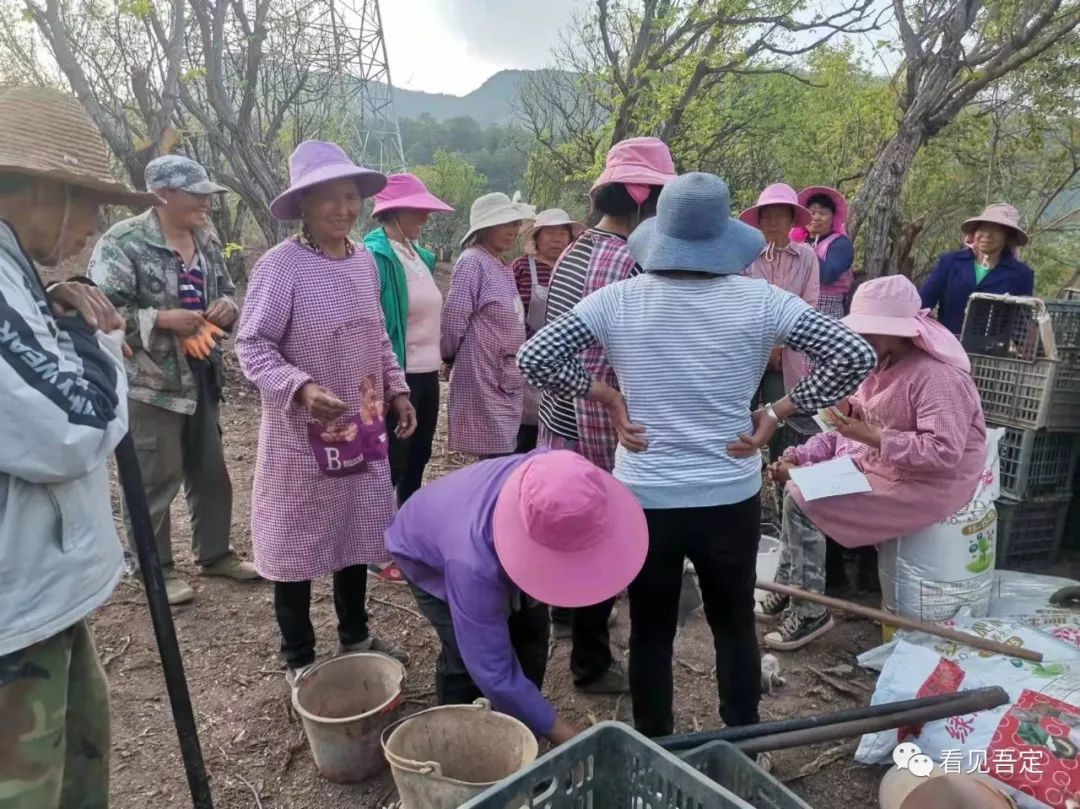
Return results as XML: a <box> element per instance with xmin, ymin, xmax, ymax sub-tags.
<box><xmin>412</xmin><ymin>149</ymin><xmax>489</xmax><ymax>257</ymax></box>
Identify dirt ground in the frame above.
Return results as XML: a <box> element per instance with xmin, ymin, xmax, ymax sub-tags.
<box><xmin>93</xmin><ymin>349</ymin><xmax>907</xmax><ymax>809</ymax></box>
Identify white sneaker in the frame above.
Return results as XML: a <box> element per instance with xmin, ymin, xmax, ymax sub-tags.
<box><xmin>285</xmin><ymin>662</ymin><xmax>315</xmax><ymax>688</ymax></box>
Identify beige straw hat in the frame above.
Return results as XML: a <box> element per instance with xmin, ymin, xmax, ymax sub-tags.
<box><xmin>523</xmin><ymin>208</ymin><xmax>585</xmax><ymax>254</ymax></box>
<box><xmin>0</xmin><ymin>87</ymin><xmax>156</xmax><ymax>207</ymax></box>
<box><xmin>460</xmin><ymin>191</ymin><xmax>536</xmax><ymax>247</ymax></box>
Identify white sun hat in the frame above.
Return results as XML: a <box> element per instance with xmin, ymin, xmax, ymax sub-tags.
<box><xmin>460</xmin><ymin>191</ymin><xmax>536</xmax><ymax>247</ymax></box>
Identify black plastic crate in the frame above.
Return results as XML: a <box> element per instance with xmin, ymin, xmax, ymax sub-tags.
<box><xmin>995</xmin><ymin>425</ymin><xmax>1080</xmax><ymax>499</ymax></box>
<box><xmin>679</xmin><ymin>741</ymin><xmax>812</xmax><ymax>808</ymax></box>
<box><xmin>962</xmin><ymin>295</ymin><xmax>1080</xmax><ymax>360</ymax></box>
<box><xmin>969</xmin><ymin>349</ymin><xmax>1080</xmax><ymax>431</ymax></box>
<box><xmin>461</xmin><ymin>722</ymin><xmax>755</xmax><ymax>808</ymax></box>
<box><xmin>995</xmin><ymin>495</ymin><xmax>1072</xmax><ymax>569</ymax></box>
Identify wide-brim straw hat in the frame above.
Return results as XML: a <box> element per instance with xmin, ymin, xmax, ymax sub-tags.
<box><xmin>270</xmin><ymin>140</ymin><xmax>387</xmax><ymax>221</ymax></box>
<box><xmin>492</xmin><ymin>451</ymin><xmax>648</xmax><ymax>608</ymax></box>
<box><xmin>0</xmin><ymin>87</ymin><xmax>156</xmax><ymax>208</ymax></box>
<box><xmin>523</xmin><ymin>208</ymin><xmax>585</xmax><ymax>254</ymax></box>
<box><xmin>628</xmin><ymin>172</ymin><xmax>765</xmax><ymax>275</ymax></box>
<box><xmin>460</xmin><ymin>191</ymin><xmax>536</xmax><ymax>247</ymax></box>
<box><xmin>961</xmin><ymin>203</ymin><xmax>1029</xmax><ymax>246</ymax></box>
<box><xmin>371</xmin><ymin>172</ymin><xmax>453</xmax><ymax>217</ymax></box>
<box><xmin>739</xmin><ymin>183</ymin><xmax>812</xmax><ymax>229</ymax></box>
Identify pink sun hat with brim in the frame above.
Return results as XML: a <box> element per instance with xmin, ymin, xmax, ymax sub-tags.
<box><xmin>590</xmin><ymin>137</ymin><xmax>677</xmax><ymax>202</ymax></box>
<box><xmin>961</xmin><ymin>202</ymin><xmax>1029</xmax><ymax>246</ymax></box>
<box><xmin>798</xmin><ymin>185</ymin><xmax>849</xmax><ymax>235</ymax></box>
<box><xmin>492</xmin><ymin>451</ymin><xmax>648</xmax><ymax>609</ymax></box>
<box><xmin>270</xmin><ymin>140</ymin><xmax>387</xmax><ymax>221</ymax></box>
<box><xmin>739</xmin><ymin>183</ymin><xmax>812</xmax><ymax>229</ymax></box>
<box><xmin>371</xmin><ymin>173</ymin><xmax>454</xmax><ymax>217</ymax></box>
<box><xmin>842</xmin><ymin>275</ymin><xmax>970</xmax><ymax>371</ymax></box>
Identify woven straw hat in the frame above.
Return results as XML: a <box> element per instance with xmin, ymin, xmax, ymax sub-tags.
<box><xmin>0</xmin><ymin>87</ymin><xmax>155</xmax><ymax>207</ymax></box>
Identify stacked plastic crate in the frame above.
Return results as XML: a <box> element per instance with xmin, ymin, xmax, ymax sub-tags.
<box><xmin>960</xmin><ymin>294</ymin><xmax>1080</xmax><ymax>569</ymax></box>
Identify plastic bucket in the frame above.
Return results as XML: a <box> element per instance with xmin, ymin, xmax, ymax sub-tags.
<box><xmin>291</xmin><ymin>652</ymin><xmax>405</xmax><ymax>783</ymax></box>
<box><xmin>755</xmin><ymin>533</ymin><xmax>781</xmax><ymax>601</ymax></box>
<box><xmin>382</xmin><ymin>698</ymin><xmax>538</xmax><ymax>809</ymax></box>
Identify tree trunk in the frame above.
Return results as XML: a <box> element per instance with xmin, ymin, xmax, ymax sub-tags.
<box><xmin>848</xmin><ymin>125</ymin><xmax>925</xmax><ymax>280</ymax></box>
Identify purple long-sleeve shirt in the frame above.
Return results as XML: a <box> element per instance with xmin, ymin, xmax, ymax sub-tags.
<box><xmin>384</xmin><ymin>449</ymin><xmax>556</xmax><ymax>736</ymax></box>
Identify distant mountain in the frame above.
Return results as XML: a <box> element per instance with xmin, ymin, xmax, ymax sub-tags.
<box><xmin>389</xmin><ymin>69</ymin><xmax>550</xmax><ymax>125</ymax></box>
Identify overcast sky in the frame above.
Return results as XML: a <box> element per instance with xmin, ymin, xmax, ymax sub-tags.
<box><xmin>380</xmin><ymin>0</ymin><xmax>586</xmax><ymax>96</ymax></box>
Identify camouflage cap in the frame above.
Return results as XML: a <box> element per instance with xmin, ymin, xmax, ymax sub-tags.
<box><xmin>145</xmin><ymin>155</ymin><xmax>228</xmax><ymax>195</ymax></box>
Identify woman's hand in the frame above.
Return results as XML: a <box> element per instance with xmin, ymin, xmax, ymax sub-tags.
<box><xmin>589</xmin><ymin>382</ymin><xmax>647</xmax><ymax>452</ymax></box>
<box><xmin>767</xmin><ymin>347</ymin><xmax>783</xmax><ymax>372</ymax></box>
<box><xmin>728</xmin><ymin>408</ymin><xmax>780</xmax><ymax>458</ymax></box>
<box><xmin>156</xmin><ymin>308</ymin><xmax>207</xmax><ymax>337</ymax></box>
<box><xmin>830</xmin><ymin>408</ymin><xmax>882</xmax><ymax>448</ymax></box>
<box><xmin>298</xmin><ymin>383</ymin><xmax>348</xmax><ymax>424</ymax></box>
<box><xmin>204</xmin><ymin>297</ymin><xmax>238</xmax><ymax>329</ymax></box>
<box><xmin>768</xmin><ymin>458</ymin><xmax>798</xmax><ymax>484</ymax></box>
<box><xmin>391</xmin><ymin>394</ymin><xmax>417</xmax><ymax>439</ymax></box>
<box><xmin>439</xmin><ymin>361</ymin><xmax>452</xmax><ymax>382</ymax></box>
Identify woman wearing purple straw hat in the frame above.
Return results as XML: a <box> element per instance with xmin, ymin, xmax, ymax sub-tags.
<box><xmin>919</xmin><ymin>203</ymin><xmax>1034</xmax><ymax>335</ymax></box>
<box><xmin>236</xmin><ymin>141</ymin><xmax>418</xmax><ymax>683</ymax></box>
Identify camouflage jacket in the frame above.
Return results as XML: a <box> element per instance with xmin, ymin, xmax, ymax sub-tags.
<box><xmin>89</xmin><ymin>209</ymin><xmax>237</xmax><ymax>415</ymax></box>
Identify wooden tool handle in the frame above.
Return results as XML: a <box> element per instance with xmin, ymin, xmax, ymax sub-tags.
<box><xmin>757</xmin><ymin>580</ymin><xmax>1044</xmax><ymax>663</ymax></box>
<box><xmin>736</xmin><ymin>686</ymin><xmax>1010</xmax><ymax>754</ymax></box>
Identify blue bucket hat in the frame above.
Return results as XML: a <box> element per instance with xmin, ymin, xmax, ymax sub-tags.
<box><xmin>629</xmin><ymin>172</ymin><xmax>765</xmax><ymax>275</ymax></box>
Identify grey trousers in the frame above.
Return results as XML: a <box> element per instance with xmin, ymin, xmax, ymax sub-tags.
<box><xmin>124</xmin><ymin>370</ymin><xmax>232</xmax><ymax>571</ymax></box>
<box><xmin>775</xmin><ymin>492</ymin><xmax>827</xmax><ymax>619</ymax></box>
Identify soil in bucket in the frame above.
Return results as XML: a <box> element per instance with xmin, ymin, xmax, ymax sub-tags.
<box><xmin>292</xmin><ymin>652</ymin><xmax>405</xmax><ymax>784</ymax></box>
<box><xmin>383</xmin><ymin>699</ymin><xmax>538</xmax><ymax>809</ymax></box>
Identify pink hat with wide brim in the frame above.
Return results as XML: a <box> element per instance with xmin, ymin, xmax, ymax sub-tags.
<box><xmin>739</xmin><ymin>183</ymin><xmax>812</xmax><ymax>229</ymax></box>
<box><xmin>798</xmin><ymin>185</ymin><xmax>849</xmax><ymax>234</ymax></box>
<box><xmin>492</xmin><ymin>451</ymin><xmax>648</xmax><ymax>608</ymax></box>
<box><xmin>842</xmin><ymin>275</ymin><xmax>970</xmax><ymax>370</ymax></box>
<box><xmin>371</xmin><ymin>173</ymin><xmax>454</xmax><ymax>217</ymax></box>
<box><xmin>270</xmin><ymin>140</ymin><xmax>387</xmax><ymax>221</ymax></box>
<box><xmin>590</xmin><ymin>136</ymin><xmax>677</xmax><ymax>198</ymax></box>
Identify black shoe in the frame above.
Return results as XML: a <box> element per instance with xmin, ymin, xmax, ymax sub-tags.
<box><xmin>754</xmin><ymin>591</ymin><xmax>789</xmax><ymax>622</ymax></box>
<box><xmin>764</xmin><ymin>611</ymin><xmax>834</xmax><ymax>651</ymax></box>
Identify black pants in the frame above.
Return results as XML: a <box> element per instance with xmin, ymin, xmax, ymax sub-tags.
<box><xmin>386</xmin><ymin>371</ymin><xmax>440</xmax><ymax>504</ymax></box>
<box><xmin>550</xmin><ymin>599</ymin><xmax>616</xmax><ymax>685</ymax></box>
<box><xmin>410</xmin><ymin>583</ymin><xmax>549</xmax><ymax>705</ymax></box>
<box><xmin>274</xmin><ymin>564</ymin><xmax>369</xmax><ymax>668</ymax></box>
<box><xmin>630</xmin><ymin>496</ymin><xmax>762</xmax><ymax>737</ymax></box>
<box><xmin>515</xmin><ymin>424</ymin><xmax>539</xmax><ymax>455</ymax></box>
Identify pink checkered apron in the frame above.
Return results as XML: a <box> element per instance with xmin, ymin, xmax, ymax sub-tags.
<box><xmin>235</xmin><ymin>240</ymin><xmax>409</xmax><ymax>581</ymax></box>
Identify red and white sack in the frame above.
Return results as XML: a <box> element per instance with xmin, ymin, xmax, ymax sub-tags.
<box><xmin>857</xmin><ymin>641</ymin><xmax>1080</xmax><ymax>808</ymax></box>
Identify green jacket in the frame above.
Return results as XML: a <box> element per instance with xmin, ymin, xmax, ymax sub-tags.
<box><xmin>363</xmin><ymin>226</ymin><xmax>437</xmax><ymax>371</ymax></box>
<box><xmin>89</xmin><ymin>209</ymin><xmax>236</xmax><ymax>415</ymax></box>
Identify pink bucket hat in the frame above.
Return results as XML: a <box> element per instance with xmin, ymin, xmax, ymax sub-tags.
<box><xmin>961</xmin><ymin>203</ymin><xmax>1029</xmax><ymax>246</ymax></box>
<box><xmin>739</xmin><ymin>183</ymin><xmax>812</xmax><ymax>229</ymax></box>
<box><xmin>843</xmin><ymin>275</ymin><xmax>970</xmax><ymax>371</ymax></box>
<box><xmin>590</xmin><ymin>137</ymin><xmax>677</xmax><ymax>201</ymax></box>
<box><xmin>798</xmin><ymin>186</ymin><xmax>848</xmax><ymax>235</ymax></box>
<box><xmin>371</xmin><ymin>173</ymin><xmax>454</xmax><ymax>217</ymax></box>
<box><xmin>270</xmin><ymin>140</ymin><xmax>387</xmax><ymax>221</ymax></box>
<box><xmin>492</xmin><ymin>451</ymin><xmax>648</xmax><ymax>608</ymax></box>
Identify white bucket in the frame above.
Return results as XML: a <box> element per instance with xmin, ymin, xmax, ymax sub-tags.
<box><xmin>755</xmin><ymin>534</ymin><xmax>781</xmax><ymax>600</ymax></box>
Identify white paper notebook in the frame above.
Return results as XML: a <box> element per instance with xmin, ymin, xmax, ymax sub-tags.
<box><xmin>789</xmin><ymin>456</ymin><xmax>872</xmax><ymax>501</ymax></box>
